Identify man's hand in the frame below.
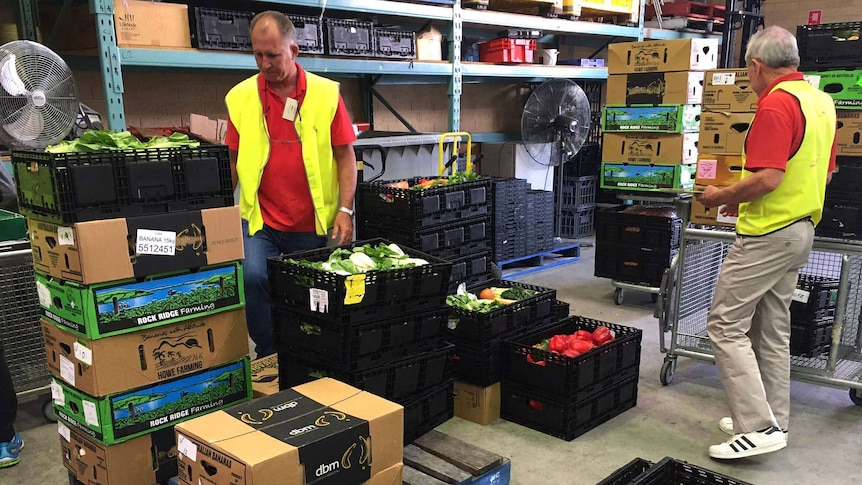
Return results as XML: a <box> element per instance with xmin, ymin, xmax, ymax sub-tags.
<box><xmin>332</xmin><ymin>211</ymin><xmax>354</xmax><ymax>245</ymax></box>
<box><xmin>719</xmin><ymin>203</ymin><xmax>739</xmax><ymax>217</ymax></box>
<box><xmin>696</xmin><ymin>185</ymin><xmax>725</xmax><ymax>208</ymax></box>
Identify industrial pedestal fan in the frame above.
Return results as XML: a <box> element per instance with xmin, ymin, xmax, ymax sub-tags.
<box><xmin>520</xmin><ymin>78</ymin><xmax>592</xmax><ymax>239</ymax></box>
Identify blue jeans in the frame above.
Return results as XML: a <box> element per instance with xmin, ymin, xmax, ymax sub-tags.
<box><xmin>242</xmin><ymin>220</ymin><xmax>326</xmax><ymax>357</ymax></box>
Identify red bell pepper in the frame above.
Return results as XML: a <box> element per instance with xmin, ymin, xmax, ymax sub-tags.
<box><xmin>526</xmin><ymin>353</ymin><xmax>546</xmax><ymax>366</ymax></box>
<box><xmin>549</xmin><ymin>334</ymin><xmax>568</xmax><ymax>353</ymax></box>
<box><xmin>592</xmin><ymin>326</ymin><xmax>615</xmax><ymax>346</ymax></box>
<box><xmin>562</xmin><ymin>348</ymin><xmax>581</xmax><ymax>358</ymax></box>
<box><xmin>568</xmin><ymin>338</ymin><xmax>594</xmax><ymax>355</ymax></box>
<box><xmin>528</xmin><ymin>399</ymin><xmax>545</xmax><ymax>411</ymax></box>
<box><xmin>572</xmin><ymin>330</ymin><xmax>593</xmax><ymax>342</ymax></box>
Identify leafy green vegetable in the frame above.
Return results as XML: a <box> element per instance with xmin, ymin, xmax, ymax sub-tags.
<box><xmin>501</xmin><ymin>286</ymin><xmax>537</xmax><ymax>300</ymax></box>
<box><xmin>449</xmin><ymin>170</ymin><xmax>480</xmax><ymax>185</ymax></box>
<box><xmin>445</xmin><ymin>293</ymin><xmax>504</xmax><ymax>313</ymax></box>
<box><xmin>300</xmin><ymin>323</ymin><xmax>321</xmax><ymax>335</ymax></box>
<box><xmin>289</xmin><ymin>242</ymin><xmax>424</xmax><ymax>274</ymax></box>
<box><xmin>45</xmin><ymin>130</ymin><xmax>200</xmax><ymax>153</ymax></box>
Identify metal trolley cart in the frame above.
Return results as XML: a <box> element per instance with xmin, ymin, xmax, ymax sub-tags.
<box><xmin>657</xmin><ymin>201</ymin><xmax>862</xmax><ymax>406</ymax></box>
<box><xmin>0</xmin><ymin>240</ymin><xmax>54</xmax><ymax>420</ymax></box>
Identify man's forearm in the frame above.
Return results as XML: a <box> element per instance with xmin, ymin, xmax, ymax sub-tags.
<box><xmin>718</xmin><ymin>169</ymin><xmax>784</xmax><ymax>205</ymax></box>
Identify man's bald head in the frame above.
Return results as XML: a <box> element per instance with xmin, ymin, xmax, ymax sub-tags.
<box><xmin>250</xmin><ymin>11</ymin><xmax>296</xmax><ymax>44</ymax></box>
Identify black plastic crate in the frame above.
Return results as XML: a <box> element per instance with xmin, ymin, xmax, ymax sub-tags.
<box><xmin>502</xmin><ymin>316</ymin><xmax>642</xmax><ymax>402</ymax></box>
<box><xmin>267</xmin><ymin>238</ymin><xmax>452</xmax><ymax>323</ymax></box>
<box><xmin>357</xmin><ymin>177</ymin><xmax>491</xmax><ymax>229</ymax></box>
<box><xmin>446</xmin><ymin>279</ymin><xmax>556</xmax><ymax>345</ymax></box>
<box><xmin>273</xmin><ymin>307</ymin><xmax>447</xmax><ymax>372</ymax></box>
<box><xmin>12</xmin><ymin>145</ymin><xmax>233</xmax><ymax>225</ymax></box>
<box><xmin>595</xmin><ymin>241</ymin><xmax>676</xmax><ymax>287</ymax></box>
<box><xmin>373</xmin><ymin>28</ymin><xmax>416</xmax><ymax>59</ymax></box>
<box><xmin>790</xmin><ymin>316</ymin><xmax>833</xmax><ymax>358</ymax></box>
<box><xmin>449</xmin><ymin>250</ymin><xmax>492</xmax><ymax>286</ymax></box>
<box><xmin>551</xmin><ymin>299</ymin><xmax>570</xmax><ymax>321</ymax></box>
<box><xmin>325</xmin><ymin>18</ymin><xmax>373</xmax><ymax>56</ymax></box>
<box><xmin>287</xmin><ymin>14</ymin><xmax>324</xmax><ymax>54</ymax></box>
<box><xmin>403</xmin><ymin>380</ymin><xmax>455</xmax><ymax>444</ymax></box>
<box><xmin>452</xmin><ymin>343</ymin><xmax>502</xmax><ymax>387</ymax></box>
<box><xmin>596</xmin><ymin>204</ymin><xmax>682</xmax><ymax>250</ymax></box>
<box><xmin>790</xmin><ymin>274</ymin><xmax>839</xmax><ymax>320</ymax></box>
<box><xmin>564</xmin><ymin>143</ymin><xmax>601</xmax><ymax>177</ymax></box>
<box><xmin>559</xmin><ymin>206</ymin><xmax>596</xmax><ymax>239</ymax></box>
<box><xmin>501</xmin><ymin>376</ymin><xmax>638</xmax><ymax>441</ymax></box>
<box><xmin>798</xmin><ymin>22</ymin><xmax>862</xmax><ymax>69</ymax></box>
<box><xmin>560</xmin><ymin>176</ymin><xmax>597</xmax><ymax>210</ymax></box>
<box><xmin>597</xmin><ymin>458</ymin><xmax>654</xmax><ymax>485</ymax></box>
<box><xmin>630</xmin><ymin>456</ymin><xmax>753</xmax><ymax>485</ymax></box>
<box><xmin>359</xmin><ymin>217</ymin><xmax>492</xmax><ymax>259</ymax></box>
<box><xmin>816</xmin><ymin>198</ymin><xmax>862</xmax><ymax>240</ymax></box>
<box><xmin>193</xmin><ymin>8</ymin><xmax>254</xmax><ymax>51</ymax></box>
<box><xmin>828</xmin><ymin>157</ymin><xmax>862</xmax><ymax>201</ymax></box>
<box><xmin>278</xmin><ymin>343</ymin><xmax>454</xmax><ymax>401</ymax></box>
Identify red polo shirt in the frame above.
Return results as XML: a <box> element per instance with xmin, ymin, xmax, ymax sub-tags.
<box><xmin>226</xmin><ymin>64</ymin><xmax>356</xmax><ymax>232</ymax></box>
<box><xmin>744</xmin><ymin>72</ymin><xmax>837</xmax><ymax>173</ymax></box>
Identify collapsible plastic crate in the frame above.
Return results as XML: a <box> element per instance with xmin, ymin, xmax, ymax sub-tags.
<box><xmin>559</xmin><ymin>206</ymin><xmax>595</xmax><ymax>239</ymax></box>
<box><xmin>798</xmin><ymin>22</ymin><xmax>862</xmax><ymax>69</ymax></box>
<box><xmin>596</xmin><ymin>204</ymin><xmax>682</xmax><ymax>250</ymax></box>
<box><xmin>373</xmin><ymin>28</ymin><xmax>416</xmax><ymax>59</ymax></box>
<box><xmin>560</xmin><ymin>176</ymin><xmax>597</xmax><ymax>210</ymax></box>
<box><xmin>595</xmin><ymin>241</ymin><xmax>676</xmax><ymax>287</ymax></box>
<box><xmin>267</xmin><ymin>238</ymin><xmax>452</xmax><ymax>324</ymax></box>
<box><xmin>0</xmin><ymin>209</ymin><xmax>26</xmax><ymax>242</ymax></box>
<box><xmin>359</xmin><ymin>217</ymin><xmax>492</xmax><ymax>259</ymax></box>
<box><xmin>278</xmin><ymin>343</ymin><xmax>454</xmax><ymax>401</ymax></box>
<box><xmin>287</xmin><ymin>14</ymin><xmax>324</xmax><ymax>54</ymax></box>
<box><xmin>597</xmin><ymin>458</ymin><xmax>654</xmax><ymax>485</ymax></box>
<box><xmin>790</xmin><ymin>274</ymin><xmax>839</xmax><ymax>320</ymax></box>
<box><xmin>193</xmin><ymin>8</ymin><xmax>254</xmax><ymax>51</ymax></box>
<box><xmin>12</xmin><ymin>145</ymin><xmax>233</xmax><ymax>225</ymax></box>
<box><xmin>449</xmin><ymin>250</ymin><xmax>492</xmax><ymax>290</ymax></box>
<box><xmin>325</xmin><ymin>18</ymin><xmax>373</xmax><ymax>56</ymax></box>
<box><xmin>403</xmin><ymin>380</ymin><xmax>455</xmax><ymax>444</ymax></box>
<box><xmin>629</xmin><ymin>456</ymin><xmax>753</xmax><ymax>485</ymax></box>
<box><xmin>551</xmin><ymin>299</ymin><xmax>570</xmax><ymax>321</ymax></box>
<box><xmin>502</xmin><ymin>316</ymin><xmax>642</xmax><ymax>402</ymax></box>
<box><xmin>816</xmin><ymin>198</ymin><xmax>862</xmax><ymax>240</ymax></box>
<box><xmin>564</xmin><ymin>142</ymin><xmax>601</xmax><ymax>177</ymax></box>
<box><xmin>790</xmin><ymin>316</ymin><xmax>833</xmax><ymax>358</ymax></box>
<box><xmin>479</xmin><ymin>38</ymin><xmax>536</xmax><ymax>64</ymax></box>
<box><xmin>273</xmin><ymin>308</ymin><xmax>447</xmax><ymax>372</ymax></box>
<box><xmin>827</xmin><ymin>156</ymin><xmax>862</xmax><ymax>201</ymax></box>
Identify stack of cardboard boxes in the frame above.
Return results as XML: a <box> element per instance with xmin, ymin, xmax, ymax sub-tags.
<box><xmin>690</xmin><ymin>68</ymin><xmax>758</xmax><ymax>226</ymax></box>
<box><xmin>11</xmin><ymin>144</ymin><xmax>252</xmax><ymax>485</ymax></box>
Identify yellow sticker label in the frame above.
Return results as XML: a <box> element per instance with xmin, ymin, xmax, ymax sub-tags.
<box><xmin>344</xmin><ymin>274</ymin><xmax>366</xmax><ymax>305</ymax></box>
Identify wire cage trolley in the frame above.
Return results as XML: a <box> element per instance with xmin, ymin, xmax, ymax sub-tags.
<box><xmin>0</xmin><ymin>240</ymin><xmax>54</xmax><ymax>420</ymax></box>
<box><xmin>656</xmin><ymin>201</ymin><xmax>862</xmax><ymax>406</ymax></box>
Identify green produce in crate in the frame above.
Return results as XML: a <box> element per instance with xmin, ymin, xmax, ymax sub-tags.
<box><xmin>45</xmin><ymin>131</ymin><xmax>200</xmax><ymax>153</ymax></box>
<box><xmin>288</xmin><ymin>242</ymin><xmax>429</xmax><ymax>275</ymax></box>
<box><xmin>445</xmin><ymin>284</ymin><xmax>538</xmax><ymax>312</ymax></box>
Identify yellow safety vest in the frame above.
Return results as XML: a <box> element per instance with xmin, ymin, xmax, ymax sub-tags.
<box><xmin>225</xmin><ymin>72</ymin><xmax>340</xmax><ymax>236</ymax></box>
<box><xmin>737</xmin><ymin>79</ymin><xmax>836</xmax><ymax>236</ymax></box>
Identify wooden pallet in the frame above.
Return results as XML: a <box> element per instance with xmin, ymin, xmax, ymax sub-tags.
<box><xmin>464</xmin><ymin>0</ymin><xmax>562</xmax><ymax>18</ymax></box>
<box><xmin>645</xmin><ymin>1</ymin><xmax>726</xmax><ymax>21</ymax></box>
<box><xmin>404</xmin><ymin>430</ymin><xmax>511</xmax><ymax>485</ymax></box>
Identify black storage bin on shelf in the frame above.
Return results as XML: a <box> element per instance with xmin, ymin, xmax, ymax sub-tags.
<box><xmin>403</xmin><ymin>380</ymin><xmax>454</xmax><ymax>444</ymax></box>
<box><xmin>193</xmin><ymin>8</ymin><xmax>254</xmax><ymax>51</ymax></box>
<box><xmin>359</xmin><ymin>216</ymin><xmax>492</xmax><ymax>259</ymax></box>
<box><xmin>373</xmin><ymin>28</ymin><xmax>416</xmax><ymax>59</ymax></box>
<box><xmin>628</xmin><ymin>456</ymin><xmax>753</xmax><ymax>485</ymax></box>
<box><xmin>595</xmin><ymin>242</ymin><xmax>676</xmax><ymax>288</ymax></box>
<box><xmin>12</xmin><ymin>145</ymin><xmax>233</xmax><ymax>225</ymax></box>
<box><xmin>790</xmin><ymin>316</ymin><xmax>833</xmax><ymax>358</ymax></box>
<box><xmin>287</xmin><ymin>14</ymin><xmax>324</xmax><ymax>54</ymax></box>
<box><xmin>273</xmin><ymin>307</ymin><xmax>447</xmax><ymax>372</ymax></box>
<box><xmin>816</xmin><ymin>198</ymin><xmax>862</xmax><ymax>240</ymax></box>
<box><xmin>325</xmin><ymin>18</ymin><xmax>373</xmax><ymax>56</ymax></box>
<box><xmin>278</xmin><ymin>343</ymin><xmax>454</xmax><ymax>401</ymax></box>
<box><xmin>267</xmin><ymin>238</ymin><xmax>452</xmax><ymax>324</ymax></box>
<box><xmin>596</xmin><ymin>204</ymin><xmax>682</xmax><ymax>250</ymax></box>
<box><xmin>798</xmin><ymin>22</ymin><xmax>862</xmax><ymax>69</ymax></box>
<box><xmin>828</xmin><ymin>156</ymin><xmax>862</xmax><ymax>201</ymax></box>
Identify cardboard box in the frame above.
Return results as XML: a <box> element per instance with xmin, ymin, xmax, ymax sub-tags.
<box><xmin>805</xmin><ymin>69</ymin><xmax>862</xmax><ymax>109</ymax></box>
<box><xmin>697</xmin><ymin>111</ymin><xmax>754</xmax><ymax>154</ymax></box>
<box><xmin>36</xmin><ymin>263</ymin><xmax>244</xmax><ymax>339</ymax></box>
<box><xmin>43</xmin><ymin>309</ymin><xmax>249</xmax><ymax>397</ymax></box>
<box><xmin>702</xmin><ymin>69</ymin><xmax>758</xmax><ymax>112</ymax></box>
<box><xmin>606</xmin><ymin>71</ymin><xmax>705</xmax><ymax>105</ymax></box>
<box><xmin>53</xmin><ymin>358</ymin><xmax>251</xmax><ymax>445</ymax></box>
<box><xmin>602</xmin><ymin>132</ymin><xmax>699</xmax><ymax>165</ymax></box>
<box><xmin>601</xmin><ymin>162</ymin><xmax>696</xmax><ymax>192</ymax></box>
<box><xmin>175</xmin><ymin>378</ymin><xmax>403</xmax><ymax>485</ymax></box>
<box><xmin>190</xmin><ymin>113</ymin><xmax>228</xmax><ymax>144</ymax></box>
<box><xmin>695</xmin><ymin>154</ymin><xmax>744</xmax><ymax>186</ymax></box>
<box><xmin>29</xmin><ymin>205</ymin><xmax>244</xmax><ymax>285</ymax></box>
<box><xmin>42</xmin><ymin>0</ymin><xmax>191</xmax><ymax>50</ymax></box>
<box><xmin>607</xmin><ymin>38</ymin><xmax>719</xmax><ymax>74</ymax></box>
<box><xmin>691</xmin><ymin>194</ymin><xmax>738</xmax><ymax>228</ymax></box>
<box><xmin>61</xmin><ymin>424</ymin><xmax>178</xmax><ymax>485</ymax></box>
<box><xmin>251</xmin><ymin>354</ymin><xmax>280</xmax><ymax>398</ymax></box>
<box><xmin>836</xmin><ymin>109</ymin><xmax>862</xmax><ymax>155</ymax></box>
<box><xmin>453</xmin><ymin>381</ymin><xmax>500</xmax><ymax>425</ymax></box>
<box><xmin>602</xmin><ymin>104</ymin><xmax>701</xmax><ymax>133</ymax></box>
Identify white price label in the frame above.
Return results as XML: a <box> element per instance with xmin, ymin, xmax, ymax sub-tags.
<box><xmin>83</xmin><ymin>400</ymin><xmax>99</xmax><ymax>427</ymax></box>
<box><xmin>73</xmin><ymin>342</ymin><xmax>93</xmax><ymax>366</ymax></box>
<box><xmin>792</xmin><ymin>288</ymin><xmax>811</xmax><ymax>304</ymax></box>
<box><xmin>803</xmin><ymin>74</ymin><xmax>821</xmax><ymax>88</ymax></box>
<box><xmin>309</xmin><ymin>288</ymin><xmax>329</xmax><ymax>313</ymax></box>
<box><xmin>136</xmin><ymin>229</ymin><xmax>176</xmax><ymax>256</ymax></box>
<box><xmin>36</xmin><ymin>280</ymin><xmax>51</xmax><ymax>307</ymax></box>
<box><xmin>51</xmin><ymin>380</ymin><xmax>65</xmax><ymax>406</ymax></box>
<box><xmin>57</xmin><ymin>227</ymin><xmax>75</xmax><ymax>246</ymax></box>
<box><xmin>59</xmin><ymin>355</ymin><xmax>75</xmax><ymax>386</ymax></box>
<box><xmin>177</xmin><ymin>433</ymin><xmax>198</xmax><ymax>462</ymax></box>
<box><xmin>58</xmin><ymin>422</ymin><xmax>71</xmax><ymax>442</ymax></box>
<box><xmin>712</xmin><ymin>72</ymin><xmax>736</xmax><ymax>85</ymax></box>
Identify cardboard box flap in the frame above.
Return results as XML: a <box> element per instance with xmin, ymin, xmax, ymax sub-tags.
<box><xmin>200</xmin><ymin>206</ymin><xmax>244</xmax><ymax>264</ymax></box>
<box><xmin>366</xmin><ymin>463</ymin><xmax>403</xmax><ymax>485</ymax></box>
<box><xmin>330</xmin><ymin>392</ymin><xmax>404</xmax><ymax>477</ymax></box>
<box><xmin>210</xmin><ymin>430</ymin><xmax>300</xmax><ymax>473</ymax></box>
<box><xmin>289</xmin><ymin>378</ymin><xmax>364</xmax><ymax>406</ymax></box>
<box><xmin>74</xmin><ymin>218</ymin><xmax>133</xmax><ymax>283</ymax></box>
<box><xmin>176</xmin><ymin>410</ymin><xmax>257</xmax><ymax>444</ymax></box>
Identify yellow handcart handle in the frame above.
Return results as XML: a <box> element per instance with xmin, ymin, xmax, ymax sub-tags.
<box><xmin>437</xmin><ymin>132</ymin><xmax>473</xmax><ymax>176</ymax></box>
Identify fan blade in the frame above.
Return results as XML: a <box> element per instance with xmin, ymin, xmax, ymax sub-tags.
<box><xmin>0</xmin><ymin>53</ymin><xmax>28</xmax><ymax>96</ymax></box>
<box><xmin>4</xmin><ymin>103</ymin><xmax>44</xmax><ymax>142</ymax></box>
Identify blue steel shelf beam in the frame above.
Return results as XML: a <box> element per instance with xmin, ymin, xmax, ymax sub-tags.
<box><xmin>16</xmin><ymin>0</ymin><xmax>38</xmax><ymax>41</ymax></box>
<box><xmin>91</xmin><ymin>0</ymin><xmax>126</xmax><ymax>132</ymax></box>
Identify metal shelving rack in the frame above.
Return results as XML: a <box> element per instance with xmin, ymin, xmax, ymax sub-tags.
<box><xmin>19</xmin><ymin>0</ymin><xmax>717</xmax><ymax>134</ymax></box>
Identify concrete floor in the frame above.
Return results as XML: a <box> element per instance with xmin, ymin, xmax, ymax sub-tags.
<box><xmin>5</xmin><ymin>241</ymin><xmax>862</xmax><ymax>484</ymax></box>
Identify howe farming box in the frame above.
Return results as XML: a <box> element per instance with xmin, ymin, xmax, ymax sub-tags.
<box><xmin>607</xmin><ymin>38</ymin><xmax>719</xmax><ymax>74</ymax></box>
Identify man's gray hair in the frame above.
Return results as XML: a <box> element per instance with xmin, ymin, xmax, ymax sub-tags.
<box><xmin>744</xmin><ymin>26</ymin><xmax>799</xmax><ymax>68</ymax></box>
<box><xmin>250</xmin><ymin>11</ymin><xmax>297</xmax><ymax>43</ymax></box>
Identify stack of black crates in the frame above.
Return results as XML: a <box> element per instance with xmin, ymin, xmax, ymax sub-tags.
<box><xmin>489</xmin><ymin>178</ymin><xmax>557</xmax><ymax>263</ymax></box>
<box><xmin>356</xmin><ymin>176</ymin><xmax>494</xmax><ymax>292</ymax></box>
<box><xmin>594</xmin><ymin>205</ymin><xmax>682</xmax><ymax>290</ymax></box>
<box><xmin>790</xmin><ymin>274</ymin><xmax>840</xmax><ymax>358</ymax></box>
<box><xmin>799</xmin><ymin>22</ymin><xmax>862</xmax><ymax>239</ymax></box>
<box><xmin>268</xmin><ymin>239</ymin><xmax>456</xmax><ymax>443</ymax></box>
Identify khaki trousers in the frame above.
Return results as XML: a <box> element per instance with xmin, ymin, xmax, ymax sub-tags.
<box><xmin>707</xmin><ymin>220</ymin><xmax>814</xmax><ymax>433</ymax></box>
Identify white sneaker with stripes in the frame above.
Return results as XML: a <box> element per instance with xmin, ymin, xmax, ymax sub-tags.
<box><xmin>719</xmin><ymin>417</ymin><xmax>789</xmax><ymax>441</ymax></box>
<box><xmin>708</xmin><ymin>426</ymin><xmax>787</xmax><ymax>459</ymax></box>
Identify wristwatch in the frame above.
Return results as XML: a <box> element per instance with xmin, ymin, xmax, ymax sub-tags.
<box><xmin>339</xmin><ymin>206</ymin><xmax>355</xmax><ymax>217</ymax></box>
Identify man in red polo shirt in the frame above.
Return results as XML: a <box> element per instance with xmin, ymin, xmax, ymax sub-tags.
<box><xmin>696</xmin><ymin>26</ymin><xmax>836</xmax><ymax>459</ymax></box>
<box><xmin>225</xmin><ymin>11</ymin><xmax>357</xmax><ymax>357</ymax></box>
